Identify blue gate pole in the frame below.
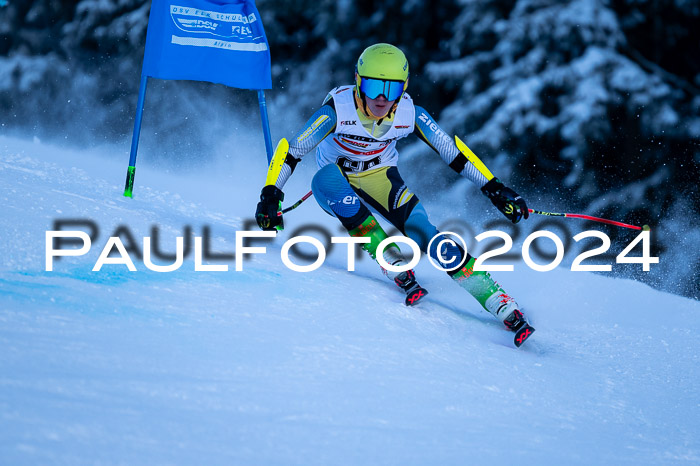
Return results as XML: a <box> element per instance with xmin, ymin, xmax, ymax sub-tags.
<box><xmin>257</xmin><ymin>89</ymin><xmax>274</xmax><ymax>163</ymax></box>
<box><xmin>124</xmin><ymin>74</ymin><xmax>149</xmax><ymax>197</ymax></box>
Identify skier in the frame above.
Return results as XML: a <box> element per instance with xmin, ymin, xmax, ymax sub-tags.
<box><xmin>256</xmin><ymin>43</ymin><xmax>533</xmax><ymax>344</ymax></box>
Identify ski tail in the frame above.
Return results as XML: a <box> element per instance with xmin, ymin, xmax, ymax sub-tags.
<box><xmin>514</xmin><ymin>323</ymin><xmax>535</xmax><ymax>348</ymax></box>
<box><xmin>395</xmin><ymin>269</ymin><xmax>429</xmax><ymax>306</ymax></box>
<box><xmin>405</xmin><ymin>286</ymin><xmax>428</xmax><ymax>306</ymax></box>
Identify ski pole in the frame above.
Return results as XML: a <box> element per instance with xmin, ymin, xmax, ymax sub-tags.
<box><xmin>528</xmin><ymin>209</ymin><xmax>650</xmax><ymax>231</ymax></box>
<box><xmin>280</xmin><ymin>190</ymin><xmax>313</xmax><ymax>214</ymax></box>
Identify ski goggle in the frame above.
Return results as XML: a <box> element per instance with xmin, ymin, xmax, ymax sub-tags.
<box><xmin>358</xmin><ymin>77</ymin><xmax>405</xmax><ymax>101</ymax></box>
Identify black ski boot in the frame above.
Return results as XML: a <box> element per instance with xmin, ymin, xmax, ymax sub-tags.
<box><xmin>394</xmin><ymin>270</ymin><xmax>428</xmax><ymax>306</ymax></box>
<box><xmin>503</xmin><ymin>309</ymin><xmax>526</xmax><ymax>332</ymax></box>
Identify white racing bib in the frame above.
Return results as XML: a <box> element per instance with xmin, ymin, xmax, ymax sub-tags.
<box><xmin>316</xmin><ymin>85</ymin><xmax>415</xmax><ymax>172</ymax></box>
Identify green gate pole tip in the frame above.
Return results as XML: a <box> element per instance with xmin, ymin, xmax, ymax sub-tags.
<box><xmin>123</xmin><ymin>166</ymin><xmax>136</xmax><ymax>198</ymax></box>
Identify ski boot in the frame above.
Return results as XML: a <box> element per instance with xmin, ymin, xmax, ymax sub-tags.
<box><xmin>503</xmin><ymin>309</ymin><xmax>527</xmax><ymax>332</ymax></box>
<box><xmin>394</xmin><ymin>269</ymin><xmax>428</xmax><ymax>306</ymax></box>
<box><xmin>452</xmin><ymin>259</ymin><xmax>535</xmax><ymax>347</ymax></box>
<box><xmin>349</xmin><ymin>215</ymin><xmax>429</xmax><ymax>306</ymax></box>
<box><xmin>484</xmin><ymin>292</ymin><xmax>535</xmax><ymax>347</ymax></box>
<box><xmin>484</xmin><ymin>291</ymin><xmax>521</xmax><ymax>328</ymax></box>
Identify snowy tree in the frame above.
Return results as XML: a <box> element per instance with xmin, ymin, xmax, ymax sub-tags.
<box><xmin>423</xmin><ymin>0</ymin><xmax>698</xmax><ymax>219</ymax></box>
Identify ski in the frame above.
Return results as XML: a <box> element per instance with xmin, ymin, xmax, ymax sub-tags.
<box><xmin>405</xmin><ymin>286</ymin><xmax>428</xmax><ymax>306</ymax></box>
<box><xmin>513</xmin><ymin>323</ymin><xmax>535</xmax><ymax>348</ymax></box>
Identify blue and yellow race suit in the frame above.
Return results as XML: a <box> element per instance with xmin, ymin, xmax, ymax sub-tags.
<box><xmin>271</xmin><ymin>85</ymin><xmax>489</xmax><ymax>258</ymax></box>
<box><xmin>266</xmin><ymin>86</ymin><xmax>526</xmax><ymax>323</ymax></box>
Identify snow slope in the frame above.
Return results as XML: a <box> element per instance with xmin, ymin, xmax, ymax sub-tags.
<box><xmin>1</xmin><ymin>136</ymin><xmax>699</xmax><ymax>465</ymax></box>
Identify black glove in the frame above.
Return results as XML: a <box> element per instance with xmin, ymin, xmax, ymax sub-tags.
<box><xmin>481</xmin><ymin>178</ymin><xmax>529</xmax><ymax>224</ymax></box>
<box><xmin>255</xmin><ymin>185</ymin><xmax>285</xmax><ymax>231</ymax></box>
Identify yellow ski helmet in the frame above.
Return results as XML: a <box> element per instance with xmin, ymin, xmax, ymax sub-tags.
<box><xmin>355</xmin><ymin>43</ymin><xmax>409</xmax><ymax>102</ymax></box>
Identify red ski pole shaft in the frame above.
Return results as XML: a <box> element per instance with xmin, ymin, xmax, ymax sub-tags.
<box><xmin>280</xmin><ymin>190</ymin><xmax>313</xmax><ymax>215</ymax></box>
<box><xmin>528</xmin><ymin>209</ymin><xmax>649</xmax><ymax>231</ymax></box>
